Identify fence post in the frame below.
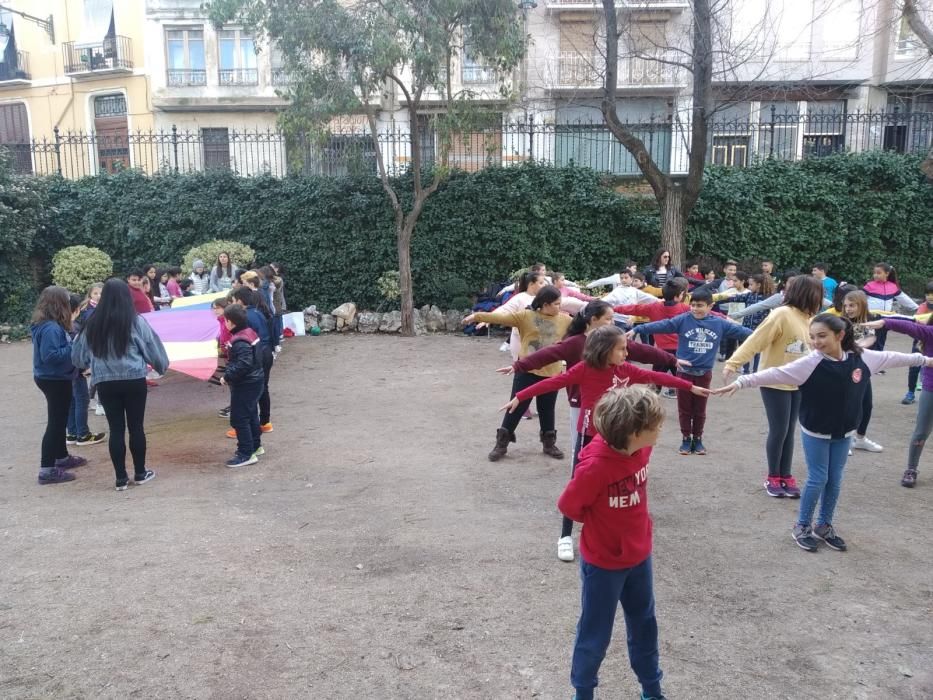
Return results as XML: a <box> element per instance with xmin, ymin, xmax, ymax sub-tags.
<box><xmin>53</xmin><ymin>126</ymin><xmax>62</xmax><ymax>175</ymax></box>
<box><xmin>172</xmin><ymin>124</ymin><xmax>179</xmax><ymax>173</ymax></box>
<box><xmin>768</xmin><ymin>104</ymin><xmax>776</xmax><ymax>158</ymax></box>
<box><xmin>528</xmin><ymin>114</ymin><xmax>534</xmax><ymax>161</ymax></box>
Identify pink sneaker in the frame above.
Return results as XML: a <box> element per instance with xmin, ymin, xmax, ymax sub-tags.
<box><xmin>781</xmin><ymin>476</ymin><xmax>801</xmax><ymax>499</ymax></box>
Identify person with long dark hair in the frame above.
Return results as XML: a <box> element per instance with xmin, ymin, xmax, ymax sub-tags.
<box><xmin>72</xmin><ymin>279</ymin><xmax>169</xmax><ymax>491</ymax></box>
<box><xmin>716</xmin><ymin>314</ymin><xmax>933</xmax><ymax>552</ymax></box>
<box><xmin>863</xmin><ymin>262</ymin><xmax>918</xmax><ymax>352</ymax></box>
<box><xmin>32</xmin><ymin>286</ymin><xmax>86</xmax><ymax>485</ymax></box>
<box><xmin>642</xmin><ymin>248</ymin><xmax>683</xmax><ymax>288</ymax></box>
<box><xmin>209</xmin><ymin>251</ymin><xmax>239</xmax><ymax>292</ymax></box>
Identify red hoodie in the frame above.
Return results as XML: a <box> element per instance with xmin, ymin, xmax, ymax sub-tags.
<box><xmin>557</xmin><ymin>435</ymin><xmax>653</xmax><ymax>570</ymax></box>
<box><xmin>515</xmin><ymin>360</ymin><xmax>692</xmax><ymax>435</ymax></box>
<box><xmin>614</xmin><ymin>301</ymin><xmax>689</xmax><ymax>351</ymax></box>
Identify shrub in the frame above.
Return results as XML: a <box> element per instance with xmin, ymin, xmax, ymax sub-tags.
<box><xmin>51</xmin><ymin>245</ymin><xmax>113</xmax><ymax>295</ymax></box>
<box><xmin>182</xmin><ymin>240</ymin><xmax>256</xmax><ymax>275</ymax></box>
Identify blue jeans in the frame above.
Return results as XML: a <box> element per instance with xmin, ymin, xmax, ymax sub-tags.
<box><xmin>230</xmin><ymin>379</ymin><xmax>263</xmax><ymax>457</ymax></box>
<box><xmin>742</xmin><ymin>353</ymin><xmax>761</xmax><ymax>374</ymax></box>
<box><xmin>67</xmin><ymin>374</ymin><xmax>90</xmax><ymax>437</ymax></box>
<box><xmin>571</xmin><ymin>556</ymin><xmax>662</xmax><ymax>700</ymax></box>
<box><xmin>798</xmin><ymin>432</ymin><xmax>853</xmax><ymax>527</ymax></box>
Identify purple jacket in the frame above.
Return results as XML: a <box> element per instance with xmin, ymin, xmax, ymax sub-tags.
<box><xmin>884</xmin><ymin>318</ymin><xmax>933</xmax><ymax>392</ymax></box>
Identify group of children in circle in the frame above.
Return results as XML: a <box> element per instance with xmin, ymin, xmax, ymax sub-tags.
<box><xmin>464</xmin><ymin>253</ymin><xmax>933</xmax><ymax>700</ymax></box>
<box><xmin>30</xmin><ymin>252</ymin><xmax>287</xmax><ymax>491</ymax></box>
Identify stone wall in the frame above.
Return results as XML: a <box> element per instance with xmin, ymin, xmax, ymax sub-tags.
<box><xmin>303</xmin><ymin>303</ymin><xmax>470</xmax><ymax>335</ymax></box>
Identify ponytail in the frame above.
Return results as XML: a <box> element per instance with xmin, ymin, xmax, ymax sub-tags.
<box><xmin>566</xmin><ymin>300</ymin><xmax>611</xmax><ymax>338</ymax></box>
<box><xmin>812</xmin><ymin>313</ymin><xmax>861</xmax><ymax>355</ymax></box>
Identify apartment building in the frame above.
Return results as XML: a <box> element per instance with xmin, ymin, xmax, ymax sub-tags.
<box><xmin>0</xmin><ymin>0</ymin><xmax>153</xmax><ymax>174</ymax></box>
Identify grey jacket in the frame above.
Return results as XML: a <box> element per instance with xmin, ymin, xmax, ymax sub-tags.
<box><xmin>72</xmin><ymin>316</ymin><xmax>170</xmax><ymax>387</ymax></box>
<box><xmin>209</xmin><ymin>265</ymin><xmax>239</xmax><ymax>292</ymax></box>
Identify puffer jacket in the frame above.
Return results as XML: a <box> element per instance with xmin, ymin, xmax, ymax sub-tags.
<box><xmin>224</xmin><ymin>327</ymin><xmax>264</xmax><ymax>384</ymax></box>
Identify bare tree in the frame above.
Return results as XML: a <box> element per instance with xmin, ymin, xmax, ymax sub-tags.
<box><xmin>902</xmin><ymin>0</ymin><xmax>933</xmax><ymax>179</ymax></box>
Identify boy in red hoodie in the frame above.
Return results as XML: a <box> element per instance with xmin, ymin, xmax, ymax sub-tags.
<box><xmin>558</xmin><ymin>386</ymin><xmax>666</xmax><ymax>700</ymax></box>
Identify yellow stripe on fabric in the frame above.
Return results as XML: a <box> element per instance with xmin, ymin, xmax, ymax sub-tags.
<box><xmin>163</xmin><ymin>340</ymin><xmax>218</xmax><ymax>362</ymax></box>
<box><xmin>170</xmin><ymin>291</ymin><xmax>227</xmax><ymax>309</ymax></box>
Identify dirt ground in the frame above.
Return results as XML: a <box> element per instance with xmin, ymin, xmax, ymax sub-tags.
<box><xmin>1</xmin><ymin>332</ymin><xmax>931</xmax><ymax>700</ymax></box>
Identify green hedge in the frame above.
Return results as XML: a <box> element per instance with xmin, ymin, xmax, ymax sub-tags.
<box><xmin>1</xmin><ymin>153</ymin><xmax>931</xmax><ymax>321</ymax></box>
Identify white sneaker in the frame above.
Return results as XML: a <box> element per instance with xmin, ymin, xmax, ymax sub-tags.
<box><xmin>557</xmin><ymin>536</ymin><xmax>574</xmax><ymax>562</ymax></box>
<box><xmin>94</xmin><ymin>402</ymin><xmax>105</xmax><ymax>416</ymax></box>
<box><xmin>852</xmin><ymin>436</ymin><xmax>883</xmax><ymax>453</ymax></box>
<box><xmin>498</xmin><ymin>342</ymin><xmax>510</xmax><ymax>353</ymax></box>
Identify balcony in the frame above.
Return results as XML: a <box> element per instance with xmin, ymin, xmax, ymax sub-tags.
<box><xmin>552</xmin><ymin>52</ymin><xmax>684</xmax><ymax>90</ymax></box>
<box><xmin>63</xmin><ymin>36</ymin><xmax>133</xmax><ymax>77</ymax></box>
<box><xmin>218</xmin><ymin>68</ymin><xmax>259</xmax><ymax>86</ymax></box>
<box><xmin>462</xmin><ymin>64</ymin><xmax>497</xmax><ymax>85</ymax></box>
<box><xmin>0</xmin><ymin>51</ymin><xmax>31</xmax><ymax>86</ymax></box>
<box><xmin>167</xmin><ymin>69</ymin><xmax>207</xmax><ymax>87</ymax></box>
<box><xmin>547</xmin><ymin>0</ymin><xmax>688</xmax><ymax>11</ymax></box>
<box><xmin>271</xmin><ymin>67</ymin><xmax>291</xmax><ymax>86</ymax></box>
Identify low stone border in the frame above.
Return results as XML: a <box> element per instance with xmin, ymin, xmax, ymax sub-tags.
<box><xmin>304</xmin><ymin>303</ymin><xmax>470</xmax><ymax>335</ymax></box>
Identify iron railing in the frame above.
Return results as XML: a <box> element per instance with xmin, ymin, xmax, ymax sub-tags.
<box><xmin>1</xmin><ymin>110</ymin><xmax>930</xmax><ymax>179</ymax></box>
<box><xmin>167</xmin><ymin>69</ymin><xmax>208</xmax><ymax>87</ymax></box>
<box><xmin>219</xmin><ymin>68</ymin><xmax>259</xmax><ymax>86</ymax></box>
<box><xmin>63</xmin><ymin>36</ymin><xmax>133</xmax><ymax>75</ymax></box>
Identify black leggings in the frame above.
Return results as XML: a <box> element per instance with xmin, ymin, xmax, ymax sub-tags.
<box><xmin>97</xmin><ymin>379</ymin><xmax>149</xmax><ymax>481</ymax></box>
<box><xmin>259</xmin><ymin>345</ymin><xmax>273</xmax><ymax>425</ymax></box>
<box><xmin>857</xmin><ymin>379</ymin><xmax>873</xmax><ymax>436</ymax></box>
<box><xmin>561</xmin><ymin>432</ymin><xmax>594</xmax><ymax>538</ymax></box>
<box><xmin>35</xmin><ymin>378</ymin><xmax>72</xmax><ymax>469</ymax></box>
<box><xmin>760</xmin><ymin>387</ymin><xmax>801</xmax><ymax>478</ymax></box>
<box><xmin>501</xmin><ymin>372</ymin><xmax>558</xmax><ymax>434</ymax></box>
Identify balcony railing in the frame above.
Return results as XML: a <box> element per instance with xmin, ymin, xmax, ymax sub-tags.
<box><xmin>63</xmin><ymin>36</ymin><xmax>133</xmax><ymax>75</ymax></box>
<box><xmin>554</xmin><ymin>52</ymin><xmax>683</xmax><ymax>88</ymax></box>
<box><xmin>547</xmin><ymin>0</ymin><xmax>688</xmax><ymax>9</ymax></box>
<box><xmin>462</xmin><ymin>64</ymin><xmax>497</xmax><ymax>84</ymax></box>
<box><xmin>219</xmin><ymin>68</ymin><xmax>259</xmax><ymax>86</ymax></box>
<box><xmin>271</xmin><ymin>67</ymin><xmax>290</xmax><ymax>86</ymax></box>
<box><xmin>0</xmin><ymin>50</ymin><xmax>30</xmax><ymax>82</ymax></box>
<box><xmin>167</xmin><ymin>69</ymin><xmax>207</xmax><ymax>87</ymax></box>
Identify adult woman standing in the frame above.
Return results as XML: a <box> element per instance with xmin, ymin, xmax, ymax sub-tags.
<box><xmin>724</xmin><ymin>275</ymin><xmax>824</xmax><ymax>498</ymax></box>
<box><xmin>72</xmin><ymin>279</ymin><xmax>169</xmax><ymax>491</ymax></box>
<box><xmin>643</xmin><ymin>249</ymin><xmax>683</xmax><ymax>288</ymax></box>
<box><xmin>209</xmin><ymin>252</ymin><xmax>239</xmax><ymax>292</ymax></box>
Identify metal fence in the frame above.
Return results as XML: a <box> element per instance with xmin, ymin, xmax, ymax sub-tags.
<box><xmin>2</xmin><ymin>110</ymin><xmax>931</xmax><ymax>180</ymax></box>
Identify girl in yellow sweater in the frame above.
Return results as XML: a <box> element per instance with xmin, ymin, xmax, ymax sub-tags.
<box><xmin>724</xmin><ymin>275</ymin><xmax>824</xmax><ymax>498</ymax></box>
<box><xmin>464</xmin><ymin>286</ymin><xmax>572</xmax><ymax>462</ymax></box>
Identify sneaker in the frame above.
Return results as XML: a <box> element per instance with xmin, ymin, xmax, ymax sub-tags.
<box><xmin>76</xmin><ymin>432</ymin><xmax>106</xmax><ymax>446</ymax></box>
<box><xmin>692</xmin><ymin>439</ymin><xmax>706</xmax><ymax>455</ymax></box>
<box><xmin>38</xmin><ymin>467</ymin><xmax>76</xmax><ymax>485</ymax></box>
<box><xmin>679</xmin><ymin>437</ymin><xmax>693</xmax><ymax>455</ymax></box>
<box><xmin>274</xmin><ymin>345</ymin><xmax>282</xmax><ymax>354</ymax></box>
<box><xmin>253</xmin><ymin>446</ymin><xmax>265</xmax><ymax>457</ymax></box>
<box><xmin>115</xmin><ymin>479</ymin><xmax>129</xmax><ymax>491</ymax></box>
<box><xmin>66</xmin><ymin>433</ymin><xmax>78</xmax><ymax>445</ymax></box>
<box><xmin>901</xmin><ymin>468</ymin><xmax>918</xmax><ymax>488</ymax></box>
<box><xmin>852</xmin><ymin>436</ymin><xmax>883</xmax><ymax>452</ymax></box>
<box><xmin>226</xmin><ymin>453</ymin><xmax>258</xmax><ymax>468</ymax></box>
<box><xmin>133</xmin><ymin>470</ymin><xmax>156</xmax><ymax>485</ymax></box>
<box><xmin>813</xmin><ymin>523</ymin><xmax>847</xmax><ymax>551</ymax></box>
<box><xmin>780</xmin><ymin>476</ymin><xmax>801</xmax><ymax>498</ymax></box>
<box><xmin>218</xmin><ymin>406</ymin><xmax>231</xmax><ymax>418</ymax></box>
<box><xmin>557</xmin><ymin>536</ymin><xmax>574</xmax><ymax>562</ymax></box>
<box><xmin>792</xmin><ymin>524</ymin><xmax>819</xmax><ymax>552</ymax></box>
<box><xmin>764</xmin><ymin>476</ymin><xmax>786</xmax><ymax>498</ymax></box>
<box><xmin>94</xmin><ymin>402</ymin><xmax>106</xmax><ymax>416</ymax></box>
<box><xmin>902</xmin><ymin>391</ymin><xmax>916</xmax><ymax>405</ymax></box>
<box><xmin>260</xmin><ymin>422</ymin><xmax>274</xmax><ymax>433</ymax></box>
<box><xmin>226</xmin><ymin>428</ymin><xmax>237</xmax><ymax>439</ymax></box>
<box><xmin>641</xmin><ymin>694</ymin><xmax>668</xmax><ymax>700</ymax></box>
<box><xmin>55</xmin><ymin>455</ymin><xmax>87</xmax><ymax>469</ymax></box>
<box><xmin>848</xmin><ymin>449</ymin><xmax>852</xmax><ymax>456</ymax></box>
<box><xmin>662</xmin><ymin>388</ymin><xmax>677</xmax><ymax>399</ymax></box>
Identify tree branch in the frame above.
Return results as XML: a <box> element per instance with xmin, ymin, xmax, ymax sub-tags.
<box><xmin>904</xmin><ymin>0</ymin><xmax>933</xmax><ymax>55</ymax></box>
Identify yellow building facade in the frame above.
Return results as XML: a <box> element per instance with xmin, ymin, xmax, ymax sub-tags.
<box><xmin>0</xmin><ymin>0</ymin><xmax>153</xmax><ymax>175</ymax></box>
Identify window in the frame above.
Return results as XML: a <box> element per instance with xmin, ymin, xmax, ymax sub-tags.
<box><xmin>896</xmin><ymin>17</ymin><xmax>923</xmax><ymax>58</ymax></box>
<box><xmin>166</xmin><ymin>28</ymin><xmax>205</xmax><ymax>86</ymax></box>
<box><xmin>0</xmin><ymin>102</ymin><xmax>32</xmax><ymax>174</ymax></box>
<box><xmin>712</xmin><ymin>137</ymin><xmax>749</xmax><ymax>167</ymax></box>
<box><xmin>462</xmin><ymin>35</ymin><xmax>494</xmax><ymax>84</ymax></box>
<box><xmin>271</xmin><ymin>46</ymin><xmax>288</xmax><ymax>86</ymax></box>
<box><xmin>202</xmin><ymin>128</ymin><xmax>230</xmax><ymax>170</ymax></box>
<box><xmin>218</xmin><ymin>30</ymin><xmax>257</xmax><ymax>85</ymax></box>
<box><xmin>93</xmin><ymin>94</ymin><xmax>126</xmax><ymax>117</ymax></box>
<box><xmin>803</xmin><ymin>100</ymin><xmax>846</xmax><ymax>157</ymax></box>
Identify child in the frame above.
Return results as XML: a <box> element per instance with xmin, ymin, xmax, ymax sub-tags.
<box><xmin>464</xmin><ymin>285</ymin><xmax>572</xmax><ymax>461</ymax></box>
<box><xmin>127</xmin><ymin>270</ymin><xmax>154</xmax><ymax>314</ymax></box>
<box><xmin>631</xmin><ymin>288</ymin><xmax>753</xmax><ymax>455</ymax></box>
<box><xmin>557</xmin><ymin>386</ymin><xmax>667</xmax><ymax>700</ymax></box>
<box><xmin>190</xmin><ymin>259</ymin><xmax>211</xmax><ymax>295</ymax></box>
<box><xmin>715</xmin><ymin>272</ymin><xmax>773</xmax><ymax>372</ymax></box>
<box><xmin>811</xmin><ymin>263</ymin><xmax>838</xmax><ymax>300</ymax></box>
<box><xmin>78</xmin><ymin>283</ymin><xmax>107</xmax><ymax>416</ymax></box>
<box><xmin>840</xmin><ymin>291</ymin><xmax>884</xmax><ymax>453</ymax></box>
<box><xmin>219</xmin><ymin>304</ymin><xmax>265</xmax><ymax>468</ymax></box>
<box><xmin>179</xmin><ymin>278</ymin><xmax>194</xmax><ymax>296</ymax></box>
<box><xmin>66</xmin><ymin>293</ymin><xmax>105</xmax><ymax>447</ymax></box>
<box><xmin>228</xmin><ymin>287</ymin><xmax>275</xmax><ymax>436</ymax></box>
<box><xmin>684</xmin><ymin>261</ymin><xmax>704</xmax><ymax>290</ymax></box>
<box><xmin>165</xmin><ymin>267</ymin><xmax>184</xmax><ymax>299</ymax></box>
<box><xmin>716</xmin><ymin>314</ymin><xmax>932</xmax><ymax>552</ymax></box>
<box><xmin>901</xmin><ymin>281</ymin><xmax>933</xmax><ymax>405</ymax></box>
<box><xmin>155</xmin><ymin>269</ymin><xmax>173</xmax><ymax>309</ymax></box>
<box><xmin>613</xmin><ymin>279</ymin><xmax>690</xmax><ymax>396</ymax></box>
<box><xmin>715</xmin><ymin>271</ymin><xmax>748</xmax><ymax>361</ymax></box>
<box><xmin>601</xmin><ymin>270</ymin><xmax>660</xmax><ymax>329</ymax></box>
<box><xmin>864</xmin><ymin>314</ymin><xmax>933</xmax><ymax>487</ymax></box>
<box><xmin>212</xmin><ymin>298</ymin><xmax>232</xmax><ymax>418</ymax></box>
<box><xmin>862</xmin><ymin>262</ymin><xmax>917</xmax><ymax>351</ymax></box>
<box><xmin>32</xmin><ymin>286</ymin><xmax>87</xmax><ymax>485</ymax></box>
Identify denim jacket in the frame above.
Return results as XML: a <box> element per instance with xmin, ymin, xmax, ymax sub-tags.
<box><xmin>72</xmin><ymin>316</ymin><xmax>170</xmax><ymax>386</ymax></box>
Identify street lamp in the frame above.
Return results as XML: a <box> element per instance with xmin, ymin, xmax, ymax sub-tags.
<box><xmin>0</xmin><ymin>5</ymin><xmax>54</xmax><ymax>43</ymax></box>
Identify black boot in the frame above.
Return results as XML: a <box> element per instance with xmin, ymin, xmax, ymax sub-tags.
<box><xmin>488</xmin><ymin>428</ymin><xmax>514</xmax><ymax>462</ymax></box>
<box><xmin>541</xmin><ymin>430</ymin><xmax>564</xmax><ymax>459</ymax></box>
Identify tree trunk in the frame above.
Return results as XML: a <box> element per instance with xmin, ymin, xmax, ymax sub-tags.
<box><xmin>660</xmin><ymin>187</ymin><xmax>685</xmax><ymax>268</ymax></box>
<box><xmin>398</xmin><ymin>220</ymin><xmax>415</xmax><ymax>336</ymax></box>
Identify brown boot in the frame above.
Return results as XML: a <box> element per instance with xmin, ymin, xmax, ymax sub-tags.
<box><xmin>488</xmin><ymin>428</ymin><xmax>514</xmax><ymax>462</ymax></box>
<box><xmin>541</xmin><ymin>430</ymin><xmax>564</xmax><ymax>459</ymax></box>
